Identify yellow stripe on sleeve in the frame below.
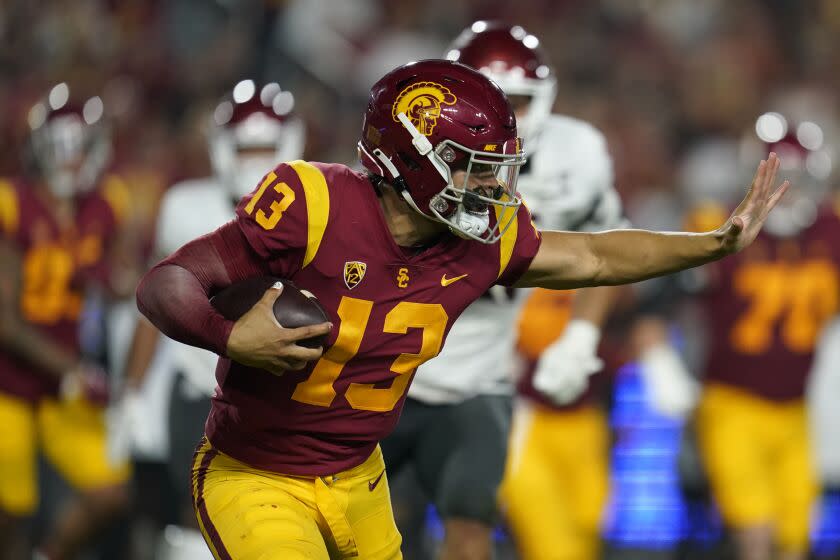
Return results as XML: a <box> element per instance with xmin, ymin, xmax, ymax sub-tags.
<box><xmin>101</xmin><ymin>175</ymin><xmax>131</xmax><ymax>225</ymax></box>
<box><xmin>0</xmin><ymin>180</ymin><xmax>19</xmax><ymax>236</ymax></box>
<box><xmin>288</xmin><ymin>160</ymin><xmax>330</xmax><ymax>268</ymax></box>
<box><xmin>494</xmin><ymin>198</ymin><xmax>519</xmax><ymax>279</ymax></box>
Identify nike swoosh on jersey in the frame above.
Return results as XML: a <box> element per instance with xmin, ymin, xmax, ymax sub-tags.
<box><xmin>368</xmin><ymin>469</ymin><xmax>385</xmax><ymax>491</ymax></box>
<box><xmin>440</xmin><ymin>273</ymin><xmax>468</xmax><ymax>287</ymax></box>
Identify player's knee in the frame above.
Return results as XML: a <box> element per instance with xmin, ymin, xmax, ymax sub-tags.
<box><xmin>82</xmin><ymin>483</ymin><xmax>131</xmax><ymax>517</ymax></box>
<box><xmin>438</xmin><ymin>484</ymin><xmax>500</xmax><ymax>525</ymax></box>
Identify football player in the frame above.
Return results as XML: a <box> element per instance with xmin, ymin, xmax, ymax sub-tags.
<box><xmin>689</xmin><ymin>114</ymin><xmax>840</xmax><ymax>560</ymax></box>
<box><xmin>0</xmin><ymin>84</ymin><xmax>132</xmax><ymax>560</ymax></box>
<box><xmin>113</xmin><ymin>79</ymin><xmax>305</xmax><ymax>559</ymax></box>
<box><xmin>379</xmin><ymin>22</ymin><xmax>628</xmax><ymax>560</ymax></box>
<box><xmin>136</xmin><ymin>59</ymin><xmax>787</xmax><ymax>560</ymax></box>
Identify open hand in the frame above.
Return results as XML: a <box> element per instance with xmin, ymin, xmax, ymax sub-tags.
<box><xmin>717</xmin><ymin>152</ymin><xmax>790</xmax><ymax>254</ymax></box>
<box><xmin>226</xmin><ymin>284</ymin><xmax>332</xmax><ymax>375</ymax></box>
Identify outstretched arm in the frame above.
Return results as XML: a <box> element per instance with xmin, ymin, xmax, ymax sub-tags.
<box><xmin>517</xmin><ymin>154</ymin><xmax>789</xmax><ymax>290</ymax></box>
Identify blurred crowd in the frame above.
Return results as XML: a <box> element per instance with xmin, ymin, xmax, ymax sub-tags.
<box><xmin>2</xmin><ymin>0</ymin><xmax>840</xmax><ymax>559</ymax></box>
<box><xmin>3</xmin><ymin>0</ymin><xmax>840</xmax><ymax>231</ymax></box>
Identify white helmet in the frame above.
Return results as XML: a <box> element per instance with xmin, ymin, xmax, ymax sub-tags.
<box><xmin>210</xmin><ymin>80</ymin><xmax>305</xmax><ymax>200</ymax></box>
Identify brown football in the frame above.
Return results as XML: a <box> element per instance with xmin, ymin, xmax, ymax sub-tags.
<box><xmin>209</xmin><ymin>276</ymin><xmax>330</xmax><ymax>348</ymax></box>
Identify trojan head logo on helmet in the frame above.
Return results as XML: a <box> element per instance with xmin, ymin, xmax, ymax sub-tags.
<box><xmin>392</xmin><ymin>82</ymin><xmax>457</xmax><ymax>136</ymax></box>
<box><xmin>210</xmin><ymin>79</ymin><xmax>305</xmax><ymax>200</ymax></box>
<box><xmin>359</xmin><ymin>60</ymin><xmax>526</xmax><ymax>244</ymax></box>
<box><xmin>27</xmin><ymin>83</ymin><xmax>111</xmax><ymax>198</ymax></box>
<box><xmin>446</xmin><ymin>21</ymin><xmax>557</xmax><ymax>149</ymax></box>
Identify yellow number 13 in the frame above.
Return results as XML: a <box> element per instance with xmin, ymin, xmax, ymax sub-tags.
<box><xmin>292</xmin><ymin>297</ymin><xmax>448</xmax><ymax>412</ymax></box>
<box><xmin>244</xmin><ymin>172</ymin><xmax>296</xmax><ymax>230</ymax></box>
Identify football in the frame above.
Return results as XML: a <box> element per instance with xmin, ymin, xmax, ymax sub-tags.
<box><xmin>210</xmin><ymin>276</ymin><xmax>330</xmax><ymax>348</ymax></box>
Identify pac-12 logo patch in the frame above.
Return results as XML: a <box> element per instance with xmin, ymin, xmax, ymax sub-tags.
<box><xmin>344</xmin><ymin>261</ymin><xmax>367</xmax><ymax>290</ymax></box>
<box><xmin>392</xmin><ymin>81</ymin><xmax>457</xmax><ymax>136</ymax></box>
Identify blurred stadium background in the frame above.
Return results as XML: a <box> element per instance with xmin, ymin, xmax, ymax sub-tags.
<box><xmin>2</xmin><ymin>0</ymin><xmax>840</xmax><ymax>559</ymax></box>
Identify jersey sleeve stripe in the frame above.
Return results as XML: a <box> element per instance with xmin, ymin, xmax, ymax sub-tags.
<box><xmin>101</xmin><ymin>175</ymin><xmax>131</xmax><ymax>225</ymax></box>
<box><xmin>0</xmin><ymin>180</ymin><xmax>19</xmax><ymax>236</ymax></box>
<box><xmin>495</xmin><ymin>200</ymin><xmax>519</xmax><ymax>279</ymax></box>
<box><xmin>288</xmin><ymin>160</ymin><xmax>330</xmax><ymax>268</ymax></box>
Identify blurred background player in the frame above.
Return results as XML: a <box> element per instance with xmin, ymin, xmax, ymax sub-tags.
<box><xmin>687</xmin><ymin>111</ymin><xmax>840</xmax><ymax>560</ymax></box>
<box><xmin>0</xmin><ymin>83</ymin><xmax>133</xmax><ymax>560</ymax></box>
<box><xmin>381</xmin><ymin>21</ymin><xmax>628</xmax><ymax>560</ymax></box>
<box><xmin>112</xmin><ymin>79</ymin><xmax>305</xmax><ymax>560</ymax></box>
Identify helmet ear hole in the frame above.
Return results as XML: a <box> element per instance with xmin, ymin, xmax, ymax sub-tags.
<box><xmin>397</xmin><ymin>151</ymin><xmax>422</xmax><ymax>172</ymax></box>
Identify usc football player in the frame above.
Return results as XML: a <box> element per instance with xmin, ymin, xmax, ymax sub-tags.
<box><xmin>0</xmin><ymin>84</ymin><xmax>132</xmax><ymax>560</ymax></box>
<box><xmin>690</xmin><ymin>114</ymin><xmax>839</xmax><ymax>560</ymax></box>
<box><xmin>137</xmin><ymin>60</ymin><xmax>787</xmax><ymax>559</ymax></box>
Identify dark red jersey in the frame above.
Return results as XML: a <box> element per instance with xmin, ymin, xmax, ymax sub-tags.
<box><xmin>204</xmin><ymin>161</ymin><xmax>541</xmax><ymax>475</ymax></box>
<box><xmin>701</xmin><ymin>205</ymin><xmax>840</xmax><ymax>401</ymax></box>
<box><xmin>0</xmin><ymin>178</ymin><xmax>122</xmax><ymax>401</ymax></box>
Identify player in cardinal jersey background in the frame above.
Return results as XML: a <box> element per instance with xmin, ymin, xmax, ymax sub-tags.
<box><xmin>110</xmin><ymin>79</ymin><xmax>306</xmax><ymax>560</ymax></box>
<box><xmin>136</xmin><ymin>55</ymin><xmax>787</xmax><ymax>560</ymax></box>
<box><xmin>0</xmin><ymin>84</ymin><xmax>134</xmax><ymax>560</ymax></box>
<box><xmin>685</xmin><ymin>113</ymin><xmax>840</xmax><ymax>560</ymax></box>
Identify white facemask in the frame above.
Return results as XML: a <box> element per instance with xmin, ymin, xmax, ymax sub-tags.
<box><xmin>46</xmin><ymin>169</ymin><xmax>77</xmax><ymax>198</ymax></box>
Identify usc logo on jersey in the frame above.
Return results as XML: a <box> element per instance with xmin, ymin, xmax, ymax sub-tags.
<box><xmin>392</xmin><ymin>82</ymin><xmax>457</xmax><ymax>136</ymax></box>
<box><xmin>344</xmin><ymin>261</ymin><xmax>367</xmax><ymax>290</ymax></box>
<box><xmin>396</xmin><ymin>267</ymin><xmax>410</xmax><ymax>288</ymax></box>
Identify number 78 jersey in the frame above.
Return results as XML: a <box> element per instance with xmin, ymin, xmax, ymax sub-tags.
<box><xmin>700</xmin><ymin>204</ymin><xmax>840</xmax><ymax>401</ymax></box>
<box><xmin>205</xmin><ymin>161</ymin><xmax>541</xmax><ymax>476</ymax></box>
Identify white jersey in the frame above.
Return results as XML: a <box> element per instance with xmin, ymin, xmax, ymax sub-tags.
<box><xmin>154</xmin><ymin>178</ymin><xmax>237</xmax><ymax>396</ymax></box>
<box><xmin>409</xmin><ymin>115</ymin><xmax>627</xmax><ymax>404</ymax></box>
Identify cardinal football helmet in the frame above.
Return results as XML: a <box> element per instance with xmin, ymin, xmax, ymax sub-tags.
<box><xmin>210</xmin><ymin>80</ymin><xmax>306</xmax><ymax>200</ymax></box>
<box><xmin>446</xmin><ymin>21</ymin><xmax>557</xmax><ymax>148</ymax></box>
<box><xmin>754</xmin><ymin>111</ymin><xmax>833</xmax><ymax>236</ymax></box>
<box><xmin>27</xmin><ymin>83</ymin><xmax>111</xmax><ymax>198</ymax></box>
<box><xmin>359</xmin><ymin>59</ymin><xmax>526</xmax><ymax>244</ymax></box>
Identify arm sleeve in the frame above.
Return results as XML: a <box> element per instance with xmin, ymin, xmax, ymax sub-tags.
<box><xmin>496</xmin><ymin>201</ymin><xmax>543</xmax><ymax>287</ymax></box>
<box><xmin>135</xmin><ymin>221</ymin><xmax>270</xmax><ymax>356</ymax></box>
<box><xmin>233</xmin><ymin>161</ymin><xmax>323</xmax><ymax>278</ymax></box>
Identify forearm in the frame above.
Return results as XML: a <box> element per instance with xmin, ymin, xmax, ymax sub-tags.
<box><xmin>0</xmin><ymin>322</ymin><xmax>78</xmax><ymax>380</ymax></box>
<box><xmin>0</xmin><ymin>241</ymin><xmax>77</xmax><ymax>379</ymax></box>
<box><xmin>518</xmin><ymin>229</ymin><xmax>725</xmax><ymax>289</ymax></box>
<box><xmin>136</xmin><ymin>221</ymin><xmax>268</xmax><ymax>356</ymax></box>
<box><xmin>137</xmin><ymin>263</ymin><xmax>234</xmax><ymax>356</ymax></box>
<box><xmin>121</xmin><ymin>317</ymin><xmax>160</xmax><ymax>389</ymax></box>
<box><xmin>590</xmin><ymin>229</ymin><xmax>724</xmax><ymax>285</ymax></box>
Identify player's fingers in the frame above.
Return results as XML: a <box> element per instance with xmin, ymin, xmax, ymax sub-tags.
<box><xmin>750</xmin><ymin>159</ymin><xmax>767</xmax><ymax>191</ymax></box>
<box><xmin>766</xmin><ymin>180</ymin><xmax>791</xmax><ymax>212</ymax></box>
<box><xmin>763</xmin><ymin>152</ymin><xmax>779</xmax><ymax>194</ymax></box>
<box><xmin>284</xmin><ymin>322</ymin><xmax>333</xmax><ymax>342</ymax></box>
<box><xmin>280</xmin><ymin>358</ymin><xmax>308</xmax><ymax>371</ymax></box>
<box><xmin>282</xmin><ymin>344</ymin><xmax>324</xmax><ymax>362</ymax></box>
<box><xmin>260</xmin><ymin>281</ymin><xmax>284</xmax><ymax>304</ymax></box>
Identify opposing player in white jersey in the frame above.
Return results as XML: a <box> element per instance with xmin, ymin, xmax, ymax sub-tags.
<box><xmin>114</xmin><ymin>80</ymin><xmax>304</xmax><ymax>559</ymax></box>
<box><xmin>381</xmin><ymin>22</ymin><xmax>627</xmax><ymax>560</ymax></box>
